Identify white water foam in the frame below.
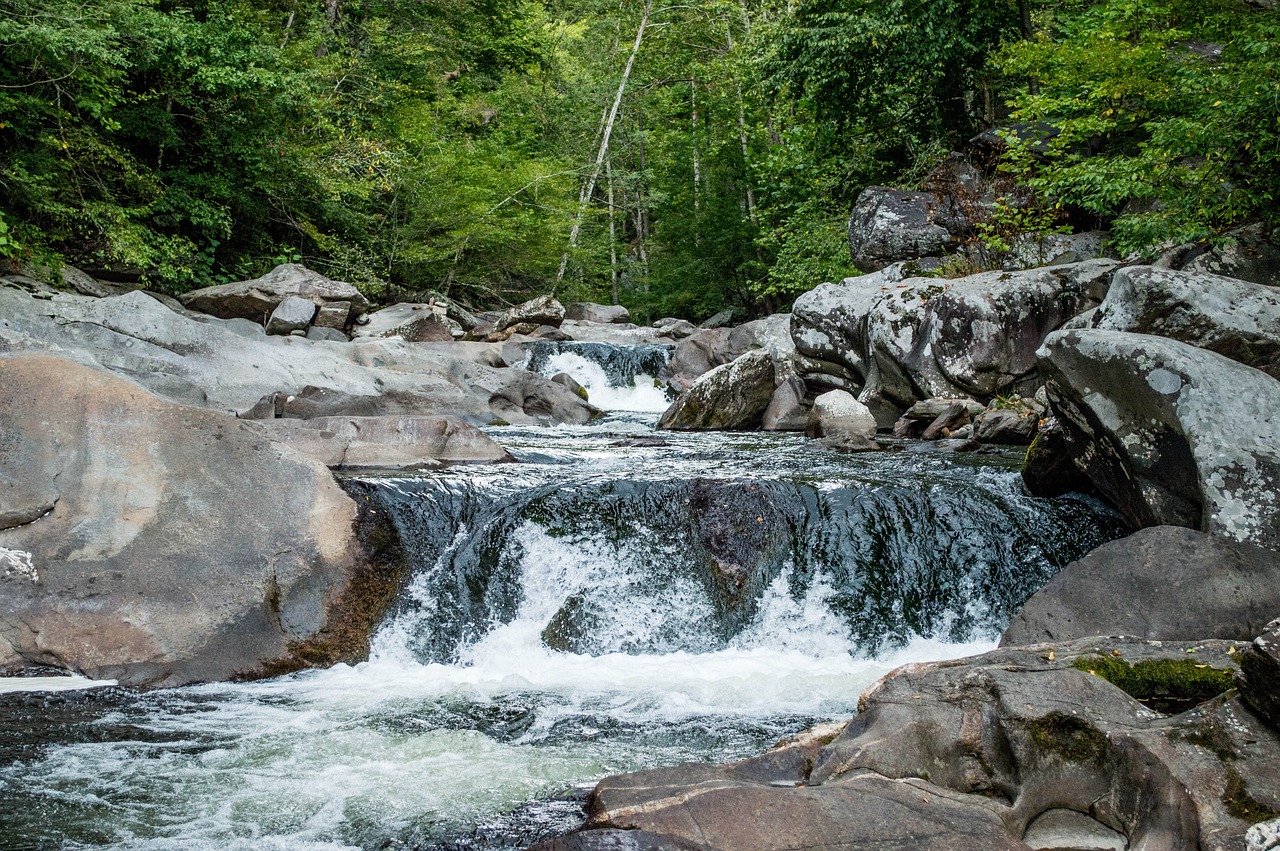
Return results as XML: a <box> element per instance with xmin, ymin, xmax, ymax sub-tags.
<box><xmin>540</xmin><ymin>351</ymin><xmax>670</xmax><ymax>412</ymax></box>
<box><xmin>0</xmin><ymin>675</ymin><xmax>117</xmax><ymax>694</ymax></box>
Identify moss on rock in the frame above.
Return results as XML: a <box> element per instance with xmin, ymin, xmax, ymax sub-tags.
<box><xmin>1072</xmin><ymin>656</ymin><xmax>1235</xmax><ymax>714</ymax></box>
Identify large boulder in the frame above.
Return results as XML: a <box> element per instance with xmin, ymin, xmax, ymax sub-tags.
<box><xmin>265</xmin><ymin>294</ymin><xmax>317</xmax><ymax>335</ymax></box>
<box><xmin>242</xmin><ymin>416</ymin><xmax>512</xmax><ymax>469</ymax></box>
<box><xmin>563</xmin><ymin>636</ymin><xmax>1278</xmax><ymax>850</ymax></box>
<box><xmin>660</xmin><ymin>315</ymin><xmax>794</xmax><ymax>391</ymax></box>
<box><xmin>1092</xmin><ymin>265</ymin><xmax>1280</xmax><ymax>380</ymax></box>
<box><xmin>658</xmin><ymin>350</ymin><xmax>777</xmax><ymax>431</ymax></box>
<box><xmin>0</xmin><ymin>355</ymin><xmax>395</xmax><ymax>688</ymax></box>
<box><xmin>179</xmin><ymin>263</ymin><xmax>368</xmax><ymax>324</ymax></box>
<box><xmin>848</xmin><ymin>187</ymin><xmax>963</xmax><ymax>272</ymax></box>
<box><xmin>1172</xmin><ymin>224</ymin><xmax>1280</xmax><ymax>287</ymax></box>
<box><xmin>1002</xmin><ymin>231</ymin><xmax>1114</xmax><ymax>271</ymax></box>
<box><xmin>790</xmin><ymin>261</ymin><xmax>1116</xmax><ymax>426</ymax></box>
<box><xmin>1001</xmin><ymin>526</ymin><xmax>1280</xmax><ymax>646</ymax></box>
<box><xmin>1039</xmin><ymin>329</ymin><xmax>1280</xmax><ymax>550</ymax></box>
<box><xmin>0</xmin><ymin>287</ymin><xmax>597</xmax><ymax>427</ymax></box>
<box><xmin>806</xmin><ymin>390</ymin><xmax>878</xmax><ymax>451</ymax></box>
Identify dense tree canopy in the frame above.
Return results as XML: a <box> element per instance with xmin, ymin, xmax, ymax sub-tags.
<box><xmin>1</xmin><ymin>0</ymin><xmax>1276</xmax><ymax>317</ymax></box>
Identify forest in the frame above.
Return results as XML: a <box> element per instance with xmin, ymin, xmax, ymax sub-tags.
<box><xmin>1</xmin><ymin>0</ymin><xmax>1277</xmax><ymax>321</ymax></box>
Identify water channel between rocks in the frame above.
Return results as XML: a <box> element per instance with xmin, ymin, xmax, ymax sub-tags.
<box><xmin>0</xmin><ymin>343</ymin><xmax>1128</xmax><ymax>851</ymax></box>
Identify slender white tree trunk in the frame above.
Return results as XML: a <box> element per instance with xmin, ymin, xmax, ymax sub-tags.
<box><xmin>607</xmin><ymin>157</ymin><xmax>620</xmax><ymax>305</ymax></box>
<box><xmin>557</xmin><ymin>0</ymin><xmax>653</xmax><ymax>283</ymax></box>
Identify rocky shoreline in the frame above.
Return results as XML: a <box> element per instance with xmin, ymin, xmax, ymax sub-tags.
<box><xmin>3</xmin><ymin>216</ymin><xmax>1280</xmax><ymax>847</ymax></box>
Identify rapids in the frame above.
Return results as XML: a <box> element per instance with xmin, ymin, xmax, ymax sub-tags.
<box><xmin>0</xmin><ymin>343</ymin><xmax>1127</xmax><ymax>851</ymax></box>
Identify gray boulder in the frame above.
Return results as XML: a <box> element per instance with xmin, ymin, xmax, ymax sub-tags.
<box><xmin>1093</xmin><ymin>265</ymin><xmax>1280</xmax><ymax>380</ymax></box>
<box><xmin>1002</xmin><ymin>526</ymin><xmax>1280</xmax><ymax>646</ymax></box>
<box><xmin>653</xmin><ymin>318</ymin><xmax>698</xmax><ymax>340</ymax></box>
<box><xmin>973</xmin><ymin>407</ymin><xmax>1039</xmax><ymax>445</ymax></box>
<box><xmin>265</xmin><ymin>294</ymin><xmax>317</xmax><ymax>335</ymax></box>
<box><xmin>1177</xmin><ymin>224</ymin><xmax>1280</xmax><ymax>287</ymax></box>
<box><xmin>497</xmin><ymin>295</ymin><xmax>565</xmax><ymax>331</ymax></box>
<box><xmin>806</xmin><ymin>390</ymin><xmax>878</xmax><ymax>451</ymax></box>
<box><xmin>1003</xmin><ymin>231</ymin><xmax>1114</xmax><ymax>271</ymax></box>
<box><xmin>699</xmin><ymin>308</ymin><xmax>735</xmax><ymax>329</ymax></box>
<box><xmin>313</xmin><ymin>300</ymin><xmax>353</xmax><ymax>330</ymax></box>
<box><xmin>761</xmin><ymin>370</ymin><xmax>808</xmax><ymax>432</ymax></box>
<box><xmin>242</xmin><ymin>415</ymin><xmax>512</xmax><ymax>469</ymax></box>
<box><xmin>658</xmin><ymin>350</ymin><xmax>777</xmax><ymax>431</ymax></box>
<box><xmin>0</xmin><ymin>355</ymin><xmax>390</xmax><ymax>688</ymax></box>
<box><xmin>848</xmin><ymin>186</ymin><xmax>962</xmax><ymax>272</ymax></box>
<box><xmin>179</xmin><ymin>263</ymin><xmax>368</xmax><ymax>324</ymax></box>
<box><xmin>566</xmin><ymin>302</ymin><xmax>631</xmax><ymax>324</ymax></box>
<box><xmin>1039</xmin><ymin>329</ymin><xmax>1280</xmax><ymax>550</ymax></box>
<box><xmin>305</xmin><ymin>326</ymin><xmax>348</xmax><ymax>342</ymax></box>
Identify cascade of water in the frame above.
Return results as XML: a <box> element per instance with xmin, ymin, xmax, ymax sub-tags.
<box><xmin>520</xmin><ymin>342</ymin><xmax>674</xmax><ymax>412</ymax></box>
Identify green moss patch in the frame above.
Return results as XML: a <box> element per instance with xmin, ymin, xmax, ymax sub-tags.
<box><xmin>1072</xmin><ymin>656</ymin><xmax>1235</xmax><ymax>714</ymax></box>
<box><xmin>1027</xmin><ymin>711</ymin><xmax>1107</xmax><ymax>764</ymax></box>
<box><xmin>1224</xmin><ymin>767</ymin><xmax>1280</xmax><ymax>824</ymax></box>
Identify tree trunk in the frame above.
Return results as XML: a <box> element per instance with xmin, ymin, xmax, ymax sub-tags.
<box><xmin>557</xmin><ymin>0</ymin><xmax>653</xmax><ymax>283</ymax></box>
<box><xmin>607</xmin><ymin>158</ymin><xmax>620</xmax><ymax>305</ymax></box>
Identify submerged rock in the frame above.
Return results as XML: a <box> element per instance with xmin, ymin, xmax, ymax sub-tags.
<box><xmin>1002</xmin><ymin>526</ymin><xmax>1280</xmax><ymax>646</ymax></box>
<box><xmin>0</xmin><ymin>355</ymin><xmax>397</xmax><ymax>688</ymax></box>
<box><xmin>1040</xmin><ymin>329</ymin><xmax>1280</xmax><ymax>550</ymax></box>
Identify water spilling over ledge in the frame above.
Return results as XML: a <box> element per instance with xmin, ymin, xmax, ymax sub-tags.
<box><xmin>0</xmin><ymin>349</ymin><xmax>1129</xmax><ymax>850</ymax></box>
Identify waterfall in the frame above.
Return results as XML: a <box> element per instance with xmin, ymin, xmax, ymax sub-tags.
<box><xmin>520</xmin><ymin>341</ymin><xmax>674</xmax><ymax>412</ymax></box>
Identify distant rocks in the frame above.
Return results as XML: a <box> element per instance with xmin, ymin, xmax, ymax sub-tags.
<box><xmin>354</xmin><ymin>302</ymin><xmax>460</xmax><ymax>342</ymax></box>
<box><xmin>496</xmin><ymin>294</ymin><xmax>566</xmax><ymax>333</ymax></box>
<box><xmin>566</xmin><ymin>302</ymin><xmax>631</xmax><ymax>324</ymax></box>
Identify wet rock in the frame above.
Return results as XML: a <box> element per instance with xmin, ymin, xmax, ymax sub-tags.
<box><xmin>566</xmin><ymin>302</ymin><xmax>631</xmax><ymax>324</ymax></box>
<box><xmin>807</xmin><ymin>390</ymin><xmax>878</xmax><ymax>451</ymax></box>
<box><xmin>531</xmin><ymin>829</ymin><xmax>703</xmax><ymax>851</ymax></box>
<box><xmin>242</xmin><ymin>415</ymin><xmax>512</xmax><ymax>469</ymax></box>
<box><xmin>1238</xmin><ymin>617</ymin><xmax>1280</xmax><ymax>730</ymax></box>
<box><xmin>1039</xmin><ymin>329</ymin><xmax>1280</xmax><ymax>550</ymax></box>
<box><xmin>0</xmin><ymin>355</ymin><xmax>383</xmax><ymax>688</ymax></box>
<box><xmin>848</xmin><ymin>186</ymin><xmax>961</xmax><ymax>272</ymax></box>
<box><xmin>552</xmin><ymin>372</ymin><xmax>589</xmax><ymax>401</ymax></box>
<box><xmin>179</xmin><ymin>263</ymin><xmax>368</xmax><ymax>323</ymax></box>
<box><xmin>1021</xmin><ymin>417</ymin><xmax>1094</xmax><ymax>498</ymax></box>
<box><xmin>265</xmin><ymin>295</ymin><xmax>317</xmax><ymax>335</ymax></box>
<box><xmin>532</xmin><ymin>324</ymin><xmax>573</xmax><ymax>342</ymax></box>
<box><xmin>1092</xmin><ymin>265</ymin><xmax>1280</xmax><ymax>380</ymax></box>
<box><xmin>1002</xmin><ymin>526</ymin><xmax>1280</xmax><ymax>646</ymax></box>
<box><xmin>570</xmin><ymin>637</ymin><xmax>1275</xmax><ymax>851</ymax></box>
<box><xmin>497</xmin><ymin>295</ymin><xmax>565</xmax><ymax>332</ymax></box>
<box><xmin>658</xmin><ymin>350</ymin><xmax>777</xmax><ymax>431</ymax></box>
<box><xmin>973</xmin><ymin>407</ymin><xmax>1039</xmax><ymax>445</ymax></box>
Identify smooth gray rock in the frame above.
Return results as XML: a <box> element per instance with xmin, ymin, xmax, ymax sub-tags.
<box><xmin>1003</xmin><ymin>231</ymin><xmax>1115</xmax><ymax>271</ymax></box>
<box><xmin>974</xmin><ymin>407</ymin><xmax>1039</xmax><ymax>445</ymax></box>
<box><xmin>699</xmin><ymin>308</ymin><xmax>735</xmax><ymax>329</ymax></box>
<box><xmin>242</xmin><ymin>415</ymin><xmax>511</xmax><ymax>469</ymax></box>
<box><xmin>658</xmin><ymin>350</ymin><xmax>777</xmax><ymax>431</ymax></box>
<box><xmin>497</xmin><ymin>295</ymin><xmax>565</xmax><ymax>332</ymax></box>
<box><xmin>566</xmin><ymin>302</ymin><xmax>631</xmax><ymax>324</ymax></box>
<box><xmin>180</xmin><ymin>263</ymin><xmax>368</xmax><ymax>323</ymax></box>
<box><xmin>1001</xmin><ymin>526</ymin><xmax>1280</xmax><ymax>646</ymax></box>
<box><xmin>761</xmin><ymin>371</ymin><xmax>808</xmax><ymax>432</ymax></box>
<box><xmin>807</xmin><ymin>390</ymin><xmax>878</xmax><ymax>451</ymax></box>
<box><xmin>1039</xmin><ymin>329</ymin><xmax>1280</xmax><ymax>550</ymax></box>
<box><xmin>265</xmin><ymin>295</ymin><xmax>317</xmax><ymax>335</ymax></box>
<box><xmin>653</xmin><ymin>318</ymin><xmax>698</xmax><ymax>340</ymax></box>
<box><xmin>0</xmin><ymin>288</ymin><xmax>597</xmax><ymax>427</ymax></box>
<box><xmin>1093</xmin><ymin>265</ymin><xmax>1280</xmax><ymax>379</ymax></box>
<box><xmin>848</xmin><ymin>186</ymin><xmax>961</xmax><ymax>272</ymax></box>
<box><xmin>305</xmin><ymin>326</ymin><xmax>348</xmax><ymax>342</ymax></box>
<box><xmin>0</xmin><ymin>355</ymin><xmax>380</xmax><ymax>688</ymax></box>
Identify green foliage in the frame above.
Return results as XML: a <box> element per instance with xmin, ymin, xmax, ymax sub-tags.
<box><xmin>999</xmin><ymin>0</ymin><xmax>1280</xmax><ymax>256</ymax></box>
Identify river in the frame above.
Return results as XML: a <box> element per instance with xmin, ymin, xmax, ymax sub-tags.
<box><xmin>0</xmin><ymin>343</ymin><xmax>1127</xmax><ymax>850</ymax></box>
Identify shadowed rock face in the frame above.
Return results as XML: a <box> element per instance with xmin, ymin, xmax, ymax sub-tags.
<box><xmin>1038</xmin><ymin>329</ymin><xmax>1280</xmax><ymax>550</ymax></box>
<box><xmin>0</xmin><ymin>355</ymin><xmax>398</xmax><ymax>688</ymax></box>
<box><xmin>548</xmin><ymin>638</ymin><xmax>1278</xmax><ymax>851</ymax></box>
<box><xmin>1001</xmin><ymin>526</ymin><xmax>1280</xmax><ymax>646</ymax></box>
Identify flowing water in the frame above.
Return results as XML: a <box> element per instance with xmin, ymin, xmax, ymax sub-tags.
<box><xmin>0</xmin><ymin>344</ymin><xmax>1128</xmax><ymax>851</ymax></box>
